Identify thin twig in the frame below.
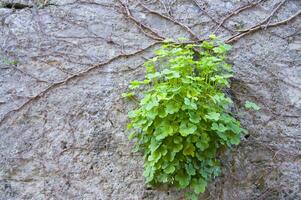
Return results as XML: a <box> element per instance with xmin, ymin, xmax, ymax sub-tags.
<box><xmin>0</xmin><ymin>42</ymin><xmax>162</xmax><ymax>126</ymax></box>
<box><xmin>117</xmin><ymin>0</ymin><xmax>165</xmax><ymax>41</ymax></box>
<box><xmin>192</xmin><ymin>0</ymin><xmax>235</xmax><ymax>33</ymax></box>
<box><xmin>11</xmin><ymin>65</ymin><xmax>49</xmax><ymax>83</ymax></box>
<box><xmin>238</xmin><ymin>0</ymin><xmax>287</xmax><ymax>32</ymax></box>
<box><xmin>158</xmin><ymin>0</ymin><xmax>174</xmax><ymax>16</ymax></box>
<box><xmin>138</xmin><ymin>2</ymin><xmax>200</xmax><ymax>41</ymax></box>
<box><xmin>226</xmin><ymin>1</ymin><xmax>300</xmax><ymax>43</ymax></box>
<box><xmin>214</xmin><ymin>0</ymin><xmax>265</xmax><ymax>33</ymax></box>
<box><xmin>265</xmin><ymin>10</ymin><xmax>301</xmax><ymax>28</ymax></box>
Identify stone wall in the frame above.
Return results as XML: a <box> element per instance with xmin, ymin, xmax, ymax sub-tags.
<box><xmin>0</xmin><ymin>0</ymin><xmax>300</xmax><ymax>199</ymax></box>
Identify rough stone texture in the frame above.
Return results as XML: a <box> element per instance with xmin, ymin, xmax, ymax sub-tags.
<box><xmin>0</xmin><ymin>0</ymin><xmax>300</xmax><ymax>199</ymax></box>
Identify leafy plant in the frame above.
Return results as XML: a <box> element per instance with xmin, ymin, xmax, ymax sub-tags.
<box><xmin>1</xmin><ymin>56</ymin><xmax>18</xmax><ymax>66</ymax></box>
<box><xmin>123</xmin><ymin>36</ymin><xmax>256</xmax><ymax>199</ymax></box>
<box><xmin>244</xmin><ymin>100</ymin><xmax>261</xmax><ymax>111</ymax></box>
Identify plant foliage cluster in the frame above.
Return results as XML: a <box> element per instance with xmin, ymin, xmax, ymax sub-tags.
<box><xmin>123</xmin><ymin>36</ymin><xmax>255</xmax><ymax>199</ymax></box>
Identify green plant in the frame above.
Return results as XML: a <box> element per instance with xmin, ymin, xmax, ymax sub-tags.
<box><xmin>123</xmin><ymin>36</ymin><xmax>258</xmax><ymax>199</ymax></box>
<box><xmin>1</xmin><ymin>56</ymin><xmax>18</xmax><ymax>66</ymax></box>
<box><xmin>244</xmin><ymin>100</ymin><xmax>261</xmax><ymax>111</ymax></box>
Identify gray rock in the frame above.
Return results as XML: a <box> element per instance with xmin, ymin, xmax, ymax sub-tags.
<box><xmin>0</xmin><ymin>0</ymin><xmax>300</xmax><ymax>199</ymax></box>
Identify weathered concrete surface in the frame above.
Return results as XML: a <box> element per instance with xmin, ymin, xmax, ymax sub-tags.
<box><xmin>0</xmin><ymin>0</ymin><xmax>300</xmax><ymax>199</ymax></box>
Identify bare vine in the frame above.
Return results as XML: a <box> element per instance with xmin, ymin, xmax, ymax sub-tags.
<box><xmin>138</xmin><ymin>2</ymin><xmax>200</xmax><ymax>41</ymax></box>
<box><xmin>0</xmin><ymin>42</ymin><xmax>161</xmax><ymax>125</ymax></box>
<box><xmin>213</xmin><ymin>0</ymin><xmax>266</xmax><ymax>33</ymax></box>
<box><xmin>226</xmin><ymin>7</ymin><xmax>300</xmax><ymax>42</ymax></box>
<box><xmin>117</xmin><ymin>0</ymin><xmax>165</xmax><ymax>41</ymax></box>
<box><xmin>191</xmin><ymin>0</ymin><xmax>235</xmax><ymax>33</ymax></box>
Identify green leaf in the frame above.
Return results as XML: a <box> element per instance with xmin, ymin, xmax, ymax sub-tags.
<box><xmin>216</xmin><ymin>132</ymin><xmax>228</xmax><ymax>141</ymax></box>
<box><xmin>175</xmin><ymin>171</ymin><xmax>190</xmax><ymax>188</ymax></box>
<box><xmin>148</xmin><ymin>150</ymin><xmax>161</xmax><ymax>163</ymax></box>
<box><xmin>173</xmin><ymin>136</ymin><xmax>182</xmax><ymax>144</ymax></box>
<box><xmin>188</xmin><ymin>112</ymin><xmax>201</xmax><ymax>123</ymax></box>
<box><xmin>201</xmin><ymin>41</ymin><xmax>214</xmax><ymax>49</ymax></box>
<box><xmin>192</xmin><ymin>178</ymin><xmax>207</xmax><ymax>194</ymax></box>
<box><xmin>209</xmin><ymin>34</ymin><xmax>217</xmax><ymax>40</ymax></box>
<box><xmin>183</xmin><ymin>143</ymin><xmax>196</xmax><ymax>156</ymax></box>
<box><xmin>188</xmin><ymin>193</ymin><xmax>198</xmax><ymax>200</ymax></box>
<box><xmin>164</xmin><ymin>165</ymin><xmax>176</xmax><ymax>174</ymax></box>
<box><xmin>128</xmin><ymin>110</ymin><xmax>138</xmax><ymax>119</ymax></box>
<box><xmin>179</xmin><ymin>121</ymin><xmax>197</xmax><ymax>136</ymax></box>
<box><xmin>128</xmin><ymin>132</ymin><xmax>136</xmax><ymax>140</ymax></box>
<box><xmin>158</xmin><ymin>107</ymin><xmax>168</xmax><ymax>118</ymax></box>
<box><xmin>213</xmin><ymin>44</ymin><xmax>231</xmax><ymax>54</ymax></box>
<box><xmin>244</xmin><ymin>101</ymin><xmax>261</xmax><ymax>111</ymax></box>
<box><xmin>149</xmin><ymin>139</ymin><xmax>161</xmax><ymax>152</ymax></box>
<box><xmin>196</xmin><ymin>133</ymin><xmax>210</xmax><ymax>151</ymax></box>
<box><xmin>143</xmin><ymin>165</ymin><xmax>155</xmax><ymax>182</ymax></box>
<box><xmin>165</xmin><ymin>101</ymin><xmax>180</xmax><ymax>114</ymax></box>
<box><xmin>220</xmin><ymin>113</ymin><xmax>234</xmax><ymax>123</ymax></box>
<box><xmin>211</xmin><ymin>123</ymin><xmax>227</xmax><ymax>132</ymax></box>
<box><xmin>159</xmin><ymin>145</ymin><xmax>168</xmax><ymax>156</ymax></box>
<box><xmin>183</xmin><ymin>98</ymin><xmax>197</xmax><ymax>110</ymax></box>
<box><xmin>185</xmin><ymin>163</ymin><xmax>196</xmax><ymax>175</ymax></box>
<box><xmin>145</xmin><ymin>108</ymin><xmax>158</xmax><ymax>120</ymax></box>
<box><xmin>163</xmin><ymin>69</ymin><xmax>180</xmax><ymax>79</ymax></box>
<box><xmin>121</xmin><ymin>92</ymin><xmax>134</xmax><ymax>98</ymax></box>
<box><xmin>184</xmin><ymin>97</ymin><xmax>191</xmax><ymax>105</ymax></box>
<box><xmin>146</xmin><ymin>72</ymin><xmax>161</xmax><ymax>79</ymax></box>
<box><xmin>229</xmin><ymin>123</ymin><xmax>241</xmax><ymax>134</ymax></box>
<box><xmin>171</xmin><ymin>142</ymin><xmax>183</xmax><ymax>153</ymax></box>
<box><xmin>144</xmin><ymin>96</ymin><xmax>159</xmax><ymax>111</ymax></box>
<box><xmin>229</xmin><ymin>134</ymin><xmax>240</xmax><ymax>145</ymax></box>
<box><xmin>205</xmin><ymin>112</ymin><xmax>220</xmax><ymax>121</ymax></box>
<box><xmin>129</xmin><ymin>80</ymin><xmax>142</xmax><ymax>89</ymax></box>
<box><xmin>155</xmin><ymin>124</ymin><xmax>172</xmax><ymax>140</ymax></box>
<box><xmin>158</xmin><ymin>173</ymin><xmax>169</xmax><ymax>183</ymax></box>
<box><xmin>166</xmin><ymin>151</ymin><xmax>177</xmax><ymax>162</ymax></box>
<box><xmin>211</xmin><ymin>93</ymin><xmax>233</xmax><ymax>108</ymax></box>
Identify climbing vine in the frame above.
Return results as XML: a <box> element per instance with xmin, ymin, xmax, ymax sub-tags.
<box><xmin>123</xmin><ymin>36</ymin><xmax>260</xmax><ymax>199</ymax></box>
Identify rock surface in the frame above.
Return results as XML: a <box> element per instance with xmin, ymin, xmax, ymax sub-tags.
<box><xmin>0</xmin><ymin>0</ymin><xmax>300</xmax><ymax>199</ymax></box>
